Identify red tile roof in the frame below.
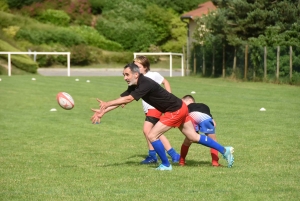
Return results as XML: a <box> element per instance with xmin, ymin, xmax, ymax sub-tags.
<box><xmin>181</xmin><ymin>1</ymin><xmax>217</xmax><ymax>20</ymax></box>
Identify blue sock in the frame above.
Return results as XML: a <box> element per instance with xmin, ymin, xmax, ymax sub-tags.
<box><xmin>149</xmin><ymin>150</ymin><xmax>157</xmax><ymax>159</ymax></box>
<box><xmin>198</xmin><ymin>135</ymin><xmax>225</xmax><ymax>154</ymax></box>
<box><xmin>151</xmin><ymin>140</ymin><xmax>170</xmax><ymax>167</ymax></box>
<box><xmin>167</xmin><ymin>148</ymin><xmax>178</xmax><ymax>158</ymax></box>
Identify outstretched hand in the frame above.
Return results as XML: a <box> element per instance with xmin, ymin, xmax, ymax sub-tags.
<box><xmin>97</xmin><ymin>98</ymin><xmax>108</xmax><ymax>111</ymax></box>
<box><xmin>90</xmin><ymin>108</ymin><xmax>103</xmax><ymax>124</ymax></box>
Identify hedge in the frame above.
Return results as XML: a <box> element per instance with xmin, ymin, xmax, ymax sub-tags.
<box><xmin>0</xmin><ymin>39</ymin><xmax>38</xmax><ymax>73</ymax></box>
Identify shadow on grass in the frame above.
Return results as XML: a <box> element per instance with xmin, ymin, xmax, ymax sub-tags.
<box><xmin>98</xmin><ymin>155</ymin><xmax>220</xmax><ymax>168</ymax></box>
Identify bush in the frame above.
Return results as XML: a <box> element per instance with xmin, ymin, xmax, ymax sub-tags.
<box><xmin>11</xmin><ymin>56</ymin><xmax>38</xmax><ymax>73</ymax></box>
<box><xmin>70</xmin><ymin>44</ymin><xmax>91</xmax><ymax>65</ymax></box>
<box><xmin>15</xmin><ymin>25</ymin><xmax>86</xmax><ymax>47</ymax></box>
<box><xmin>0</xmin><ymin>11</ymin><xmax>36</xmax><ymax>28</ymax></box>
<box><xmin>0</xmin><ymin>0</ymin><xmax>9</xmax><ymax>11</ymax></box>
<box><xmin>2</xmin><ymin>25</ymin><xmax>20</xmax><ymax>37</ymax></box>
<box><xmin>27</xmin><ymin>44</ymin><xmax>69</xmax><ymax>67</ymax></box>
<box><xmin>7</xmin><ymin>0</ymin><xmax>42</xmax><ymax>9</ymax></box>
<box><xmin>36</xmin><ymin>9</ymin><xmax>70</xmax><ymax>26</ymax></box>
<box><xmin>96</xmin><ymin>18</ymin><xmax>158</xmax><ymax>51</ymax></box>
<box><xmin>0</xmin><ymin>39</ymin><xmax>38</xmax><ymax>73</ymax></box>
<box><xmin>70</xmin><ymin>25</ymin><xmax>123</xmax><ymax>51</ymax></box>
<box><xmin>99</xmin><ymin>51</ymin><xmax>133</xmax><ymax>64</ymax></box>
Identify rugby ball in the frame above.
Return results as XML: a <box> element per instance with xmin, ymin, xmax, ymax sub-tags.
<box><xmin>56</xmin><ymin>92</ymin><xmax>74</xmax><ymax>110</ymax></box>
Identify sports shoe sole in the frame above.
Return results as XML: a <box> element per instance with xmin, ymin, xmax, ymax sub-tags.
<box><xmin>155</xmin><ymin>164</ymin><xmax>172</xmax><ymax>171</ymax></box>
<box><xmin>223</xmin><ymin>147</ymin><xmax>234</xmax><ymax>168</ymax></box>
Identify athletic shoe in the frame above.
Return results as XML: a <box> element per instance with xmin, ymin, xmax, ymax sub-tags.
<box><xmin>222</xmin><ymin>146</ymin><xmax>234</xmax><ymax>168</ymax></box>
<box><xmin>212</xmin><ymin>164</ymin><xmax>223</xmax><ymax>167</ymax></box>
<box><xmin>155</xmin><ymin>164</ymin><xmax>172</xmax><ymax>171</ymax></box>
<box><xmin>172</xmin><ymin>154</ymin><xmax>180</xmax><ymax>163</ymax></box>
<box><xmin>140</xmin><ymin>156</ymin><xmax>157</xmax><ymax>164</ymax></box>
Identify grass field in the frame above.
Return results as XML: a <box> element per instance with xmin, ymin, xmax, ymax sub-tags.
<box><xmin>0</xmin><ymin>75</ymin><xmax>299</xmax><ymax>200</ymax></box>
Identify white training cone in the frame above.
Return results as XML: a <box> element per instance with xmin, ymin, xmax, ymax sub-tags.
<box><xmin>75</xmin><ymin>79</ymin><xmax>79</xmax><ymax>81</ymax></box>
<box><xmin>32</xmin><ymin>78</ymin><xmax>36</xmax><ymax>81</ymax></box>
<box><xmin>86</xmin><ymin>80</ymin><xmax>90</xmax><ymax>83</ymax></box>
<box><xmin>50</xmin><ymin>108</ymin><xmax>57</xmax><ymax>112</ymax></box>
<box><xmin>191</xmin><ymin>91</ymin><xmax>196</xmax><ymax>94</ymax></box>
<box><xmin>259</xmin><ymin>108</ymin><xmax>266</xmax><ymax>111</ymax></box>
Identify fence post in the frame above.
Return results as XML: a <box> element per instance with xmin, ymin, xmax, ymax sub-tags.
<box><xmin>290</xmin><ymin>46</ymin><xmax>293</xmax><ymax>81</ymax></box>
<box><xmin>222</xmin><ymin>44</ymin><xmax>225</xmax><ymax>78</ymax></box>
<box><xmin>244</xmin><ymin>44</ymin><xmax>248</xmax><ymax>80</ymax></box>
<box><xmin>264</xmin><ymin>46</ymin><xmax>267</xmax><ymax>80</ymax></box>
<box><xmin>276</xmin><ymin>46</ymin><xmax>280</xmax><ymax>82</ymax></box>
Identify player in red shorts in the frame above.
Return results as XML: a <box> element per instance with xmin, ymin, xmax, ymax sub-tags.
<box><xmin>134</xmin><ymin>56</ymin><xmax>180</xmax><ymax>164</ymax></box>
<box><xmin>91</xmin><ymin>62</ymin><xmax>234</xmax><ymax>170</ymax></box>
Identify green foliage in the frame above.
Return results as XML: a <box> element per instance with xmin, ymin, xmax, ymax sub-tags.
<box><xmin>15</xmin><ymin>25</ymin><xmax>86</xmax><ymax>47</ymax></box>
<box><xmin>101</xmin><ymin>1</ymin><xmax>144</xmax><ymax>21</ymax></box>
<box><xmin>6</xmin><ymin>0</ymin><xmax>42</xmax><ymax>9</ymax></box>
<box><xmin>0</xmin><ymin>11</ymin><xmax>37</xmax><ymax>28</ymax></box>
<box><xmin>100</xmin><ymin>51</ymin><xmax>133</xmax><ymax>64</ymax></box>
<box><xmin>36</xmin><ymin>9</ymin><xmax>70</xmax><ymax>26</ymax></box>
<box><xmin>70</xmin><ymin>25</ymin><xmax>123</xmax><ymax>51</ymax></box>
<box><xmin>66</xmin><ymin>0</ymin><xmax>92</xmax><ymax>25</ymax></box>
<box><xmin>0</xmin><ymin>0</ymin><xmax>9</xmax><ymax>11</ymax></box>
<box><xmin>88</xmin><ymin>0</ymin><xmax>103</xmax><ymax>14</ymax></box>
<box><xmin>96</xmin><ymin>17</ymin><xmax>158</xmax><ymax>51</ymax></box>
<box><xmin>144</xmin><ymin>4</ymin><xmax>172</xmax><ymax>44</ymax></box>
<box><xmin>27</xmin><ymin>44</ymin><xmax>69</xmax><ymax>67</ymax></box>
<box><xmin>161</xmin><ymin>16</ymin><xmax>186</xmax><ymax>52</ymax></box>
<box><xmin>149</xmin><ymin>0</ymin><xmax>205</xmax><ymax>14</ymax></box>
<box><xmin>70</xmin><ymin>44</ymin><xmax>91</xmax><ymax>65</ymax></box>
<box><xmin>0</xmin><ymin>39</ymin><xmax>38</xmax><ymax>73</ymax></box>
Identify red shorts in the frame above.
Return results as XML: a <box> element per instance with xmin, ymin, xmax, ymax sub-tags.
<box><xmin>146</xmin><ymin>108</ymin><xmax>162</xmax><ymax>119</ymax></box>
<box><xmin>159</xmin><ymin>102</ymin><xmax>192</xmax><ymax>127</ymax></box>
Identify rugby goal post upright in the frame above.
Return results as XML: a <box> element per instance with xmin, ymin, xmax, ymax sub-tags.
<box><xmin>133</xmin><ymin>52</ymin><xmax>184</xmax><ymax>77</ymax></box>
<box><xmin>0</xmin><ymin>52</ymin><xmax>71</xmax><ymax>76</ymax></box>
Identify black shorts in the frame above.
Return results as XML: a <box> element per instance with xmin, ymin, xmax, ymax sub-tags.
<box><xmin>145</xmin><ymin>116</ymin><xmax>160</xmax><ymax>125</ymax></box>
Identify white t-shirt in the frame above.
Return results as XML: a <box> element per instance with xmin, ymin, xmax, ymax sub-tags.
<box><xmin>142</xmin><ymin>71</ymin><xmax>164</xmax><ymax>113</ymax></box>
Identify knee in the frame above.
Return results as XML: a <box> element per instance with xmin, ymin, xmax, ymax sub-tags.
<box><xmin>147</xmin><ymin>132</ymin><xmax>158</xmax><ymax>142</ymax></box>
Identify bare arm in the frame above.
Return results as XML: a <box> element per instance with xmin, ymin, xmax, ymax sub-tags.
<box><xmin>99</xmin><ymin>95</ymin><xmax>135</xmax><ymax>111</ymax></box>
<box><xmin>161</xmin><ymin>78</ymin><xmax>171</xmax><ymax>93</ymax></box>
<box><xmin>91</xmin><ymin>96</ymin><xmax>135</xmax><ymax>124</ymax></box>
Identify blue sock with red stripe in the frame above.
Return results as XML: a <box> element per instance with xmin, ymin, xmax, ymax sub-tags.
<box><xmin>151</xmin><ymin>140</ymin><xmax>170</xmax><ymax>167</ymax></box>
<box><xmin>198</xmin><ymin>135</ymin><xmax>225</xmax><ymax>154</ymax></box>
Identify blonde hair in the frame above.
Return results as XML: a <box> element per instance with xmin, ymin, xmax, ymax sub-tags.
<box><xmin>133</xmin><ymin>55</ymin><xmax>150</xmax><ymax>72</ymax></box>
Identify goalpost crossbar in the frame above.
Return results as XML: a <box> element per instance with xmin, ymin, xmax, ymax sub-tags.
<box><xmin>0</xmin><ymin>52</ymin><xmax>71</xmax><ymax>76</ymax></box>
<box><xmin>133</xmin><ymin>52</ymin><xmax>184</xmax><ymax>77</ymax></box>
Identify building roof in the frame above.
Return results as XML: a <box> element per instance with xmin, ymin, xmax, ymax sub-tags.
<box><xmin>181</xmin><ymin>1</ymin><xmax>217</xmax><ymax>20</ymax></box>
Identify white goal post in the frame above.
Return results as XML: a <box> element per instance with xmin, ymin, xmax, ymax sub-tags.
<box><xmin>133</xmin><ymin>52</ymin><xmax>184</xmax><ymax>77</ymax></box>
<box><xmin>0</xmin><ymin>52</ymin><xmax>71</xmax><ymax>76</ymax></box>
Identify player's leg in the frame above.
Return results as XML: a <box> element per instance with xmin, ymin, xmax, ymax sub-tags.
<box><xmin>141</xmin><ymin>120</ymin><xmax>157</xmax><ymax>164</ymax></box>
<box><xmin>206</xmin><ymin>133</ymin><xmax>220</xmax><ymax>166</ymax></box>
<box><xmin>180</xmin><ymin>120</ymin><xmax>234</xmax><ymax>168</ymax></box>
<box><xmin>141</xmin><ymin>115</ymin><xmax>180</xmax><ymax>164</ymax></box>
<box><xmin>179</xmin><ymin>137</ymin><xmax>192</xmax><ymax>166</ymax></box>
<box><xmin>200</xmin><ymin>119</ymin><xmax>220</xmax><ymax>167</ymax></box>
<box><xmin>148</xmin><ymin>121</ymin><xmax>173</xmax><ymax>170</ymax></box>
<box><xmin>159</xmin><ymin>135</ymin><xmax>180</xmax><ymax>163</ymax></box>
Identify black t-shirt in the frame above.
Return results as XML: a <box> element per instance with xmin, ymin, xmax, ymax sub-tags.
<box><xmin>187</xmin><ymin>103</ymin><xmax>213</xmax><ymax>118</ymax></box>
<box><xmin>120</xmin><ymin>74</ymin><xmax>182</xmax><ymax>113</ymax></box>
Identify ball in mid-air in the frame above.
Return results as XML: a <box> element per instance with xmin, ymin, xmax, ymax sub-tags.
<box><xmin>56</xmin><ymin>92</ymin><xmax>74</xmax><ymax>110</ymax></box>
